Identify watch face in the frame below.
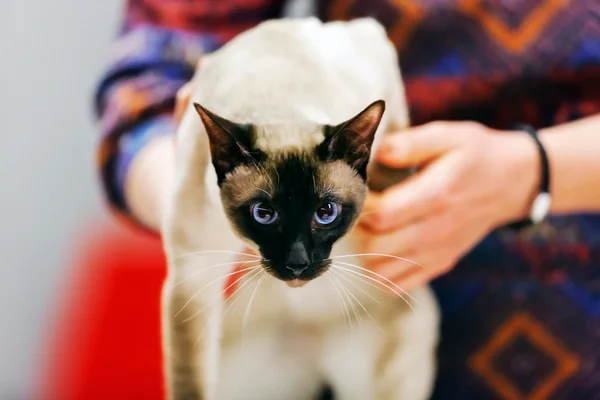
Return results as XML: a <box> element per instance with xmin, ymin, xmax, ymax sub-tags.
<box><xmin>531</xmin><ymin>192</ymin><xmax>551</xmax><ymax>224</ymax></box>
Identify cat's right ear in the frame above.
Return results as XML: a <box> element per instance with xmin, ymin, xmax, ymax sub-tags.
<box><xmin>193</xmin><ymin>103</ymin><xmax>256</xmax><ymax>184</ymax></box>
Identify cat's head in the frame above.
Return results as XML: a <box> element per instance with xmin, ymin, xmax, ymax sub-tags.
<box><xmin>194</xmin><ymin>101</ymin><xmax>385</xmax><ymax>287</ymax></box>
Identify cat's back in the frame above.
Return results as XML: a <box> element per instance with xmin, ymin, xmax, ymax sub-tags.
<box><xmin>192</xmin><ymin>17</ymin><xmax>398</xmax><ymax>125</ymax></box>
<box><xmin>232</xmin><ymin>17</ymin><xmax>392</xmax><ymax>64</ymax></box>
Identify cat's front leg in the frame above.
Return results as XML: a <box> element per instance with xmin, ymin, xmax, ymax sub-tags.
<box><xmin>375</xmin><ymin>286</ymin><xmax>440</xmax><ymax>400</ymax></box>
<box><xmin>162</xmin><ymin>280</ymin><xmax>204</xmax><ymax>400</ymax></box>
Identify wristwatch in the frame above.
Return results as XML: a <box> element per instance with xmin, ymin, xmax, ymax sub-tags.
<box><xmin>505</xmin><ymin>124</ymin><xmax>551</xmax><ymax>230</ymax></box>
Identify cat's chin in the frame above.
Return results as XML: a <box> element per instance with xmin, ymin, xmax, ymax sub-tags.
<box><xmin>286</xmin><ymin>279</ymin><xmax>308</xmax><ymax>288</ymax></box>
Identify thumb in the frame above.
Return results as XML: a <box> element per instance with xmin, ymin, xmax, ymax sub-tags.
<box><xmin>376</xmin><ymin>122</ymin><xmax>459</xmax><ymax>168</ymax></box>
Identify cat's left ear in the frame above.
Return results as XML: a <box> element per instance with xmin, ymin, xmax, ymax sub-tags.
<box><xmin>318</xmin><ymin>100</ymin><xmax>385</xmax><ymax>179</ymax></box>
<box><xmin>194</xmin><ymin>103</ymin><xmax>256</xmax><ymax>184</ymax></box>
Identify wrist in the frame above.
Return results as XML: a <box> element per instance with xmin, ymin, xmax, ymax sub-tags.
<box><xmin>537</xmin><ymin>121</ymin><xmax>599</xmax><ymax>214</ymax></box>
<box><xmin>494</xmin><ymin>131</ymin><xmax>541</xmax><ymax>226</ymax></box>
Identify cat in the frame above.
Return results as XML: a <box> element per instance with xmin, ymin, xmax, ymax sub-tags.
<box><xmin>161</xmin><ymin>17</ymin><xmax>440</xmax><ymax>400</ymax></box>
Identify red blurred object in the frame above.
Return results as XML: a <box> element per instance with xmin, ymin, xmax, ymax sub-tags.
<box><xmin>39</xmin><ymin>222</ymin><xmax>166</xmax><ymax>400</ymax></box>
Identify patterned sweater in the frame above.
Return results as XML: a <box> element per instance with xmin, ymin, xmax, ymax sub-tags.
<box><xmin>95</xmin><ymin>1</ymin><xmax>600</xmax><ymax>398</ymax></box>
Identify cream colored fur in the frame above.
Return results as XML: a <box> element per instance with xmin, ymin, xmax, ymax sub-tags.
<box><xmin>161</xmin><ymin>17</ymin><xmax>440</xmax><ymax>400</ymax></box>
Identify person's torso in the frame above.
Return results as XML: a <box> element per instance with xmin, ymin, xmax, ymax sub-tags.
<box><xmin>315</xmin><ymin>1</ymin><xmax>600</xmax><ymax>398</ymax></box>
<box><xmin>316</xmin><ymin>0</ymin><xmax>600</xmax><ymax>128</ymax></box>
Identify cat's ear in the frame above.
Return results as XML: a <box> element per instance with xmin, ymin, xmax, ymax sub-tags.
<box><xmin>194</xmin><ymin>103</ymin><xmax>256</xmax><ymax>184</ymax></box>
<box><xmin>318</xmin><ymin>100</ymin><xmax>385</xmax><ymax>179</ymax></box>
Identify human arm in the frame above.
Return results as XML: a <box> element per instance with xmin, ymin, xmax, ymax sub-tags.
<box><xmin>96</xmin><ymin>0</ymin><xmax>283</xmax><ymax>231</ymax></box>
<box><xmin>538</xmin><ymin>114</ymin><xmax>600</xmax><ymax>214</ymax></box>
<box><xmin>356</xmin><ymin>115</ymin><xmax>600</xmax><ymax>290</ymax></box>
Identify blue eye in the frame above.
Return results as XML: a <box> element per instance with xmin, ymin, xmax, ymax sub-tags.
<box><xmin>314</xmin><ymin>202</ymin><xmax>340</xmax><ymax>225</ymax></box>
<box><xmin>251</xmin><ymin>203</ymin><xmax>278</xmax><ymax>225</ymax></box>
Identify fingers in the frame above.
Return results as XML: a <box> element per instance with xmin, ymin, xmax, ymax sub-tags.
<box><xmin>360</xmin><ymin>162</ymin><xmax>449</xmax><ymax>232</ymax></box>
<box><xmin>371</xmin><ymin>254</ymin><xmax>453</xmax><ymax>293</ymax></box>
<box><xmin>354</xmin><ymin>216</ymin><xmax>458</xmax><ymax>292</ymax></box>
<box><xmin>395</xmin><ymin>270</ymin><xmax>433</xmax><ymax>292</ymax></box>
<box><xmin>359</xmin><ymin>183</ymin><xmax>431</xmax><ymax>232</ymax></box>
<box><xmin>354</xmin><ymin>259</ymin><xmax>433</xmax><ymax>295</ymax></box>
<box><xmin>388</xmin><ymin>268</ymin><xmax>431</xmax><ymax>293</ymax></box>
<box><xmin>361</xmin><ymin>124</ymin><xmax>464</xmax><ymax>232</ymax></box>
<box><xmin>353</xmin><ymin>222</ymin><xmax>424</xmax><ymax>266</ymax></box>
<box><xmin>376</xmin><ymin>122</ymin><xmax>462</xmax><ymax>168</ymax></box>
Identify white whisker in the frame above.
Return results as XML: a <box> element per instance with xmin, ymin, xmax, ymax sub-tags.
<box><xmin>242</xmin><ymin>272</ymin><xmax>266</xmax><ymax>339</ymax></box>
<box><xmin>173</xmin><ymin>249</ymin><xmax>262</xmax><ymax>261</ymax></box>
<box><xmin>331</xmin><ymin>268</ymin><xmax>380</xmax><ymax>305</ymax></box>
<box><xmin>331</xmin><ymin>264</ymin><xmax>415</xmax><ymax>311</ymax></box>
<box><xmin>223</xmin><ymin>269</ymin><xmax>263</xmax><ymax>321</ymax></box>
<box><xmin>326</xmin><ymin>272</ymin><xmax>351</xmax><ymax>328</ymax></box>
<box><xmin>181</xmin><ymin>268</ymin><xmax>261</xmax><ymax>323</ymax></box>
<box><xmin>336</xmin><ymin>274</ymin><xmax>363</xmax><ymax>325</ymax></box>
<box><xmin>334</xmin><ymin>260</ymin><xmax>417</xmax><ymax>304</ymax></box>
<box><xmin>258</xmin><ymin>188</ymin><xmax>272</xmax><ymax>198</ymax></box>
<box><xmin>250</xmin><ymin>158</ymin><xmax>274</xmax><ymax>191</ymax></box>
<box><xmin>331</xmin><ymin>269</ymin><xmax>378</xmax><ymax>328</ymax></box>
<box><xmin>330</xmin><ymin>253</ymin><xmax>422</xmax><ymax>268</ymax></box>
<box><xmin>334</xmin><ymin>266</ymin><xmax>392</xmax><ymax>298</ymax></box>
<box><xmin>175</xmin><ymin>265</ymin><xmax>260</xmax><ymax>318</ymax></box>
<box><xmin>173</xmin><ymin>260</ymin><xmax>261</xmax><ymax>287</ymax></box>
<box><xmin>192</xmin><ymin>269</ymin><xmax>263</xmax><ymax>348</ymax></box>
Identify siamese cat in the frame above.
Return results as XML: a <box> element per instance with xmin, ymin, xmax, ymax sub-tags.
<box><xmin>161</xmin><ymin>17</ymin><xmax>439</xmax><ymax>400</ymax></box>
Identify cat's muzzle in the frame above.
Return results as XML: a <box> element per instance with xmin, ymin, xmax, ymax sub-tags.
<box><xmin>262</xmin><ymin>259</ymin><xmax>330</xmax><ymax>286</ymax></box>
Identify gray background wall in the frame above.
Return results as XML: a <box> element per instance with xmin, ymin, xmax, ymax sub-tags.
<box><xmin>0</xmin><ymin>0</ymin><xmax>121</xmax><ymax>397</ymax></box>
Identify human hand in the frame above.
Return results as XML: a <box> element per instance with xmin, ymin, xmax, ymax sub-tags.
<box><xmin>355</xmin><ymin>121</ymin><xmax>540</xmax><ymax>291</ymax></box>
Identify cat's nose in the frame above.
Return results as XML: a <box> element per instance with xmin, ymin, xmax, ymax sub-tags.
<box><xmin>286</xmin><ymin>264</ymin><xmax>309</xmax><ymax>277</ymax></box>
<box><xmin>286</xmin><ymin>242</ymin><xmax>310</xmax><ymax>277</ymax></box>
